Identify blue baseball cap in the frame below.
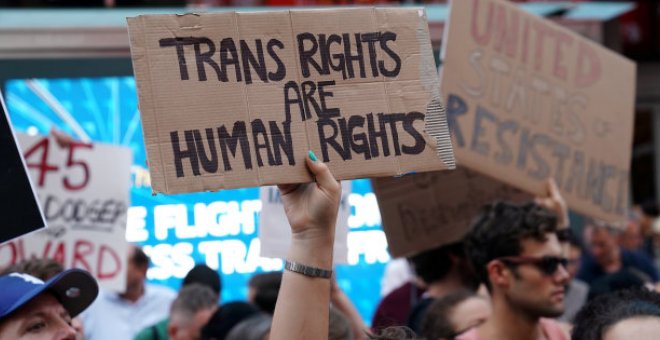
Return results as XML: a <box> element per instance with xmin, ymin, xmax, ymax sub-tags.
<box><xmin>0</xmin><ymin>268</ymin><xmax>98</xmax><ymax>320</ymax></box>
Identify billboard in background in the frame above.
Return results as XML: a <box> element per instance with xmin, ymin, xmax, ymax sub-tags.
<box><xmin>4</xmin><ymin>77</ymin><xmax>389</xmax><ymax>323</ymax></box>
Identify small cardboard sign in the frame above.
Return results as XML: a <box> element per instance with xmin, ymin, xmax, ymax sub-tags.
<box><xmin>0</xmin><ymin>94</ymin><xmax>46</xmax><ymax>244</ymax></box>
<box><xmin>372</xmin><ymin>168</ymin><xmax>530</xmax><ymax>257</ymax></box>
<box><xmin>259</xmin><ymin>181</ymin><xmax>351</xmax><ymax>263</ymax></box>
<box><xmin>127</xmin><ymin>8</ymin><xmax>455</xmax><ymax>194</ymax></box>
<box><xmin>0</xmin><ymin>134</ymin><xmax>133</xmax><ymax>291</ymax></box>
<box><xmin>440</xmin><ymin>0</ymin><xmax>636</xmax><ymax>223</ymax></box>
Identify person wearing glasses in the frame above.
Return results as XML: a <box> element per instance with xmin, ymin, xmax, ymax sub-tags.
<box><xmin>458</xmin><ymin>202</ymin><xmax>570</xmax><ymax>340</ymax></box>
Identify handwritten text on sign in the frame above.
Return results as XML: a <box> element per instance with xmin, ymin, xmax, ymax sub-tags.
<box><xmin>373</xmin><ymin>168</ymin><xmax>530</xmax><ymax>257</ymax></box>
<box><xmin>440</xmin><ymin>0</ymin><xmax>635</xmax><ymax>222</ymax></box>
<box><xmin>0</xmin><ymin>135</ymin><xmax>132</xmax><ymax>291</ymax></box>
<box><xmin>128</xmin><ymin>8</ymin><xmax>454</xmax><ymax>194</ymax></box>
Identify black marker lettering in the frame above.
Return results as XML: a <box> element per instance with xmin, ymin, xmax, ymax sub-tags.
<box><xmin>220</xmin><ymin>38</ymin><xmax>242</xmax><ymax>82</ymax></box>
<box><xmin>171</xmin><ymin>130</ymin><xmax>200</xmax><ymax>177</ymax></box>
<box><xmin>402</xmin><ymin>111</ymin><xmax>425</xmax><ymax>155</ymax></box>
<box><xmin>218</xmin><ymin>122</ymin><xmax>252</xmax><ymax>171</ymax></box>
<box><xmin>298</xmin><ymin>33</ymin><xmax>326</xmax><ymax>77</ymax></box>
<box><xmin>192</xmin><ymin>37</ymin><xmax>221</xmax><ymax>82</ymax></box>
<box><xmin>251</xmin><ymin>119</ymin><xmax>276</xmax><ymax>167</ymax></box>
<box><xmin>240</xmin><ymin>39</ymin><xmax>267</xmax><ymax>84</ymax></box>
<box><xmin>159</xmin><ymin>37</ymin><xmax>196</xmax><ymax>81</ymax></box>
<box><xmin>379</xmin><ymin>32</ymin><xmax>401</xmax><ymax>77</ymax></box>
<box><xmin>192</xmin><ymin>128</ymin><xmax>219</xmax><ymax>173</ymax></box>
<box><xmin>267</xmin><ymin>39</ymin><xmax>286</xmax><ymax>81</ymax></box>
<box><xmin>269</xmin><ymin>121</ymin><xmax>295</xmax><ymax>166</ymax></box>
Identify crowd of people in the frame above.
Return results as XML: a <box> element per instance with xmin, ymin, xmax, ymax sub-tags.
<box><xmin>2</xmin><ymin>153</ymin><xmax>660</xmax><ymax>340</ymax></box>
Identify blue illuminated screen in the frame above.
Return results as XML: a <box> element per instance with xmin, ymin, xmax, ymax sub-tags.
<box><xmin>4</xmin><ymin>77</ymin><xmax>391</xmax><ymax>324</ymax></box>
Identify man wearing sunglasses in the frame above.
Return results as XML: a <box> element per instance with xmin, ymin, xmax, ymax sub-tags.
<box><xmin>458</xmin><ymin>202</ymin><xmax>570</xmax><ymax>340</ymax></box>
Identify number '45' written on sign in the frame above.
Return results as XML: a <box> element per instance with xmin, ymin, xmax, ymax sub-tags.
<box><xmin>23</xmin><ymin>137</ymin><xmax>92</xmax><ymax>191</ymax></box>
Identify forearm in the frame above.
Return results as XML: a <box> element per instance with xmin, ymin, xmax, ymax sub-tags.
<box><xmin>271</xmin><ymin>153</ymin><xmax>341</xmax><ymax>340</ymax></box>
<box><xmin>271</xmin><ymin>236</ymin><xmax>334</xmax><ymax>340</ymax></box>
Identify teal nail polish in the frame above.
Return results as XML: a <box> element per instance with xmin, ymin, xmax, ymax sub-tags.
<box><xmin>308</xmin><ymin>150</ymin><xmax>318</xmax><ymax>162</ymax></box>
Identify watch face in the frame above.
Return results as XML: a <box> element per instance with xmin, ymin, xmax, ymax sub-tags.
<box><xmin>0</xmin><ymin>92</ymin><xmax>46</xmax><ymax>242</ymax></box>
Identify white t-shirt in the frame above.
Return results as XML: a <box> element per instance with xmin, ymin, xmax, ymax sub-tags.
<box><xmin>81</xmin><ymin>284</ymin><xmax>176</xmax><ymax>340</ymax></box>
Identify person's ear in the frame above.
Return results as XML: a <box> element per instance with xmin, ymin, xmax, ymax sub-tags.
<box><xmin>486</xmin><ymin>260</ymin><xmax>511</xmax><ymax>289</ymax></box>
<box><xmin>138</xmin><ymin>264</ymin><xmax>148</xmax><ymax>277</ymax></box>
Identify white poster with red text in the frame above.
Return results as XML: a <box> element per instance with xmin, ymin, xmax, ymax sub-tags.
<box><xmin>0</xmin><ymin>134</ymin><xmax>132</xmax><ymax>291</ymax></box>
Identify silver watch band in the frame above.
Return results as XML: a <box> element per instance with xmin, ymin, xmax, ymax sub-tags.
<box><xmin>284</xmin><ymin>260</ymin><xmax>333</xmax><ymax>279</ymax></box>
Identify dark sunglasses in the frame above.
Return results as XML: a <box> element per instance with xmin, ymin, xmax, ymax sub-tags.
<box><xmin>497</xmin><ymin>256</ymin><xmax>568</xmax><ymax>276</ymax></box>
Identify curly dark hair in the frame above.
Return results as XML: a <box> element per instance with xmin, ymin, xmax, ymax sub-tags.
<box><xmin>572</xmin><ymin>288</ymin><xmax>660</xmax><ymax>340</ymax></box>
<box><xmin>463</xmin><ymin>201</ymin><xmax>558</xmax><ymax>290</ymax></box>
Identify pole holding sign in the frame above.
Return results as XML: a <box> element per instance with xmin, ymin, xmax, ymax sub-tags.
<box><xmin>0</xmin><ymin>134</ymin><xmax>133</xmax><ymax>291</ymax></box>
<box><xmin>127</xmin><ymin>8</ymin><xmax>455</xmax><ymax>194</ymax></box>
<box><xmin>440</xmin><ymin>0</ymin><xmax>636</xmax><ymax>223</ymax></box>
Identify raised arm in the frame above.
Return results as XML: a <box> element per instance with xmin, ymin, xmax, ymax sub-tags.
<box><xmin>270</xmin><ymin>151</ymin><xmax>341</xmax><ymax>340</ymax></box>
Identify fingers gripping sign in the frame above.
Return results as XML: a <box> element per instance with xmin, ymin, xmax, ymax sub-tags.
<box><xmin>277</xmin><ymin>150</ymin><xmax>342</xmax><ymax>243</ymax></box>
<box><xmin>535</xmin><ymin>178</ymin><xmax>570</xmax><ymax>229</ymax></box>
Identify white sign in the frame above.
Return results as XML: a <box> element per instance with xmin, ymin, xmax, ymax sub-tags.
<box><xmin>0</xmin><ymin>134</ymin><xmax>132</xmax><ymax>291</ymax></box>
<box><xmin>259</xmin><ymin>181</ymin><xmax>351</xmax><ymax>264</ymax></box>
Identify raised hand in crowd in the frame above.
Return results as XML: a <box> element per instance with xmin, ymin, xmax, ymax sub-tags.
<box><xmin>270</xmin><ymin>150</ymin><xmax>341</xmax><ymax>340</ymax></box>
<box><xmin>535</xmin><ymin>178</ymin><xmax>569</xmax><ymax>230</ymax></box>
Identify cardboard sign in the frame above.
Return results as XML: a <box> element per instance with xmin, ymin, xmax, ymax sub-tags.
<box><xmin>259</xmin><ymin>181</ymin><xmax>351</xmax><ymax>263</ymax></box>
<box><xmin>127</xmin><ymin>8</ymin><xmax>455</xmax><ymax>194</ymax></box>
<box><xmin>0</xmin><ymin>134</ymin><xmax>132</xmax><ymax>291</ymax></box>
<box><xmin>440</xmin><ymin>0</ymin><xmax>636</xmax><ymax>223</ymax></box>
<box><xmin>0</xmin><ymin>94</ymin><xmax>46</xmax><ymax>243</ymax></box>
<box><xmin>372</xmin><ymin>168</ymin><xmax>530</xmax><ymax>257</ymax></box>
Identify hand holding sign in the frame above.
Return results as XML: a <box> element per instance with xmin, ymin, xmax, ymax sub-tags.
<box><xmin>277</xmin><ymin>151</ymin><xmax>341</xmax><ymax>246</ymax></box>
<box><xmin>535</xmin><ymin>178</ymin><xmax>569</xmax><ymax>229</ymax></box>
<box><xmin>271</xmin><ymin>151</ymin><xmax>341</xmax><ymax>340</ymax></box>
